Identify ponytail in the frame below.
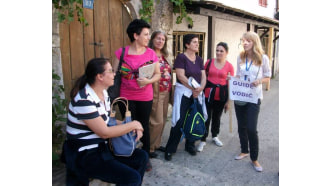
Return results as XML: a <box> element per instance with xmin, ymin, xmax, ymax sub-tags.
<box><xmin>69</xmin><ymin>58</ymin><xmax>109</xmax><ymax>100</ymax></box>
<box><xmin>70</xmin><ymin>74</ymin><xmax>87</xmax><ymax>100</ymax></box>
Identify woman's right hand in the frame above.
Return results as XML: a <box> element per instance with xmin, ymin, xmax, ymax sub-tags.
<box><xmin>132</xmin><ymin>120</ymin><xmax>144</xmax><ymax>131</ymax></box>
<box><xmin>135</xmin><ymin>130</ymin><xmax>143</xmax><ymax>142</ymax></box>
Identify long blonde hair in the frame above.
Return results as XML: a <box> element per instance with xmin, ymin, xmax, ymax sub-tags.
<box><xmin>239</xmin><ymin>32</ymin><xmax>264</xmax><ymax>66</ymax></box>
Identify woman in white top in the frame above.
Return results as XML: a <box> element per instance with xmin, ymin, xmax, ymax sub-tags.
<box><xmin>234</xmin><ymin>32</ymin><xmax>271</xmax><ymax>172</ymax></box>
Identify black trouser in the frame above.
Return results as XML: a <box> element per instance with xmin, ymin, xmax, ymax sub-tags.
<box><xmin>119</xmin><ymin>100</ymin><xmax>153</xmax><ymax>154</ymax></box>
<box><xmin>234</xmin><ymin>99</ymin><xmax>261</xmax><ymax>161</ymax></box>
<box><xmin>165</xmin><ymin>95</ymin><xmax>195</xmax><ymax>153</ymax></box>
<box><xmin>65</xmin><ymin>142</ymin><xmax>148</xmax><ymax>186</ymax></box>
<box><xmin>201</xmin><ymin>99</ymin><xmax>226</xmax><ymax>141</ymax></box>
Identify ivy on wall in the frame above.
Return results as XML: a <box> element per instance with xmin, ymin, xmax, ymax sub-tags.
<box><xmin>52</xmin><ymin>70</ymin><xmax>67</xmax><ymax>162</ymax></box>
<box><xmin>139</xmin><ymin>0</ymin><xmax>155</xmax><ymax>23</ymax></box>
<box><xmin>53</xmin><ymin>0</ymin><xmax>193</xmax><ymax>27</ymax></box>
<box><xmin>53</xmin><ymin>0</ymin><xmax>88</xmax><ymax>26</ymax></box>
<box><xmin>170</xmin><ymin>0</ymin><xmax>193</xmax><ymax>27</ymax></box>
<box><xmin>139</xmin><ymin>0</ymin><xmax>194</xmax><ymax>27</ymax></box>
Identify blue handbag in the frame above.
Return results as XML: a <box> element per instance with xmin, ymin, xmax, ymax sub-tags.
<box><xmin>107</xmin><ymin>97</ymin><xmax>137</xmax><ymax>157</ymax></box>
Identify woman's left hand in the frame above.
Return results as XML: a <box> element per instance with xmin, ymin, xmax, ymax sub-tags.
<box><xmin>251</xmin><ymin>79</ymin><xmax>262</xmax><ymax>87</ymax></box>
<box><xmin>192</xmin><ymin>87</ymin><xmax>203</xmax><ymax>98</ymax></box>
<box><xmin>137</xmin><ymin>77</ymin><xmax>149</xmax><ymax>88</ymax></box>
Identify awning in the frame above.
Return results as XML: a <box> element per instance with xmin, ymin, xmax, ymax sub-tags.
<box><xmin>187</xmin><ymin>0</ymin><xmax>279</xmax><ymax>26</ymax></box>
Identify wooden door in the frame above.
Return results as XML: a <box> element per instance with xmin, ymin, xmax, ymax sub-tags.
<box><xmin>59</xmin><ymin>0</ymin><xmax>132</xmax><ymax>100</ymax></box>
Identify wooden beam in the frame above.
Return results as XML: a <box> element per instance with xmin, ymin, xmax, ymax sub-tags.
<box><xmin>207</xmin><ymin>16</ymin><xmax>214</xmax><ymax>59</ymax></box>
<box><xmin>260</xmin><ymin>28</ymin><xmax>269</xmax><ymax>39</ymax></box>
<box><xmin>266</xmin><ymin>27</ymin><xmax>274</xmax><ymax>91</ymax></box>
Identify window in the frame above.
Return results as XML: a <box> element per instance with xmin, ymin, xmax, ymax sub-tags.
<box><xmin>172</xmin><ymin>31</ymin><xmax>205</xmax><ymax>60</ymax></box>
<box><xmin>259</xmin><ymin>0</ymin><xmax>267</xmax><ymax>7</ymax></box>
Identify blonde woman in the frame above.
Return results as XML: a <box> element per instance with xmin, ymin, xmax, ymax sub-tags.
<box><xmin>234</xmin><ymin>32</ymin><xmax>271</xmax><ymax>172</ymax></box>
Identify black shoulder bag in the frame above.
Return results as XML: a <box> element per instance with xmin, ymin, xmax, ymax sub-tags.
<box><xmin>107</xmin><ymin>47</ymin><xmax>125</xmax><ymax>101</ymax></box>
<box><xmin>205</xmin><ymin>58</ymin><xmax>212</xmax><ymax>76</ymax></box>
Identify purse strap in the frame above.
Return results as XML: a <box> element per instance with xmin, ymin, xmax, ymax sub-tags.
<box><xmin>116</xmin><ymin>47</ymin><xmax>126</xmax><ymax>73</ymax></box>
<box><xmin>205</xmin><ymin>58</ymin><xmax>212</xmax><ymax>76</ymax></box>
<box><xmin>110</xmin><ymin>97</ymin><xmax>131</xmax><ymax>118</ymax></box>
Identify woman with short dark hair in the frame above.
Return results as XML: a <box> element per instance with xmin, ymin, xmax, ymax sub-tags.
<box><xmin>112</xmin><ymin>19</ymin><xmax>161</xmax><ymax>171</ymax></box>
<box><xmin>164</xmin><ymin>34</ymin><xmax>207</xmax><ymax>161</ymax></box>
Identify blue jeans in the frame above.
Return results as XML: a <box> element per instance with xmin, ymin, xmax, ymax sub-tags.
<box><xmin>66</xmin><ymin>142</ymin><xmax>148</xmax><ymax>186</ymax></box>
<box><xmin>234</xmin><ymin>99</ymin><xmax>261</xmax><ymax>161</ymax></box>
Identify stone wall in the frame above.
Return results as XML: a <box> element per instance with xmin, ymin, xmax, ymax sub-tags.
<box><xmin>151</xmin><ymin>0</ymin><xmax>174</xmax><ymax>64</ymax></box>
<box><xmin>52</xmin><ymin>5</ymin><xmax>65</xmax><ymax>100</ymax></box>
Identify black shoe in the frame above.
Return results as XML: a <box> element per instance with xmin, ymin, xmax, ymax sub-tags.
<box><xmin>146</xmin><ymin>160</ymin><xmax>152</xmax><ymax>172</ymax></box>
<box><xmin>149</xmin><ymin>152</ymin><xmax>158</xmax><ymax>158</ymax></box>
<box><xmin>165</xmin><ymin>152</ymin><xmax>172</xmax><ymax>161</ymax></box>
<box><xmin>156</xmin><ymin>146</ymin><xmax>166</xmax><ymax>152</ymax></box>
<box><xmin>185</xmin><ymin>147</ymin><xmax>197</xmax><ymax>156</ymax></box>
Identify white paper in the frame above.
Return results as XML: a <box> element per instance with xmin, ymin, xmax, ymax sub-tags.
<box><xmin>228</xmin><ymin>77</ymin><xmax>260</xmax><ymax>104</ymax></box>
<box><xmin>188</xmin><ymin>77</ymin><xmax>200</xmax><ymax>88</ymax></box>
<box><xmin>139</xmin><ymin>63</ymin><xmax>155</xmax><ymax>79</ymax></box>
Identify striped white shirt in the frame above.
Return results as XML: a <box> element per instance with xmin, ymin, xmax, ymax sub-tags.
<box><xmin>66</xmin><ymin>83</ymin><xmax>110</xmax><ymax>151</ymax></box>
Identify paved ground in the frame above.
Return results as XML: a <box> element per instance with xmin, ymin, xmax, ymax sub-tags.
<box><xmin>53</xmin><ymin>75</ymin><xmax>279</xmax><ymax>186</ymax></box>
<box><xmin>143</xmin><ymin>75</ymin><xmax>279</xmax><ymax>186</ymax></box>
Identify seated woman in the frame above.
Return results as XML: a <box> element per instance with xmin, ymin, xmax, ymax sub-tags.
<box><xmin>61</xmin><ymin>58</ymin><xmax>148</xmax><ymax>185</ymax></box>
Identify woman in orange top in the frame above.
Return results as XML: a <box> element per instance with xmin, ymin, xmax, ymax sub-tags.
<box><xmin>197</xmin><ymin>42</ymin><xmax>234</xmax><ymax>152</ymax></box>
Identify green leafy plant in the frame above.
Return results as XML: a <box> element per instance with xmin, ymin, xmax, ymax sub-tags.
<box><xmin>52</xmin><ymin>70</ymin><xmax>67</xmax><ymax>162</ymax></box>
<box><xmin>139</xmin><ymin>0</ymin><xmax>193</xmax><ymax>27</ymax></box>
<box><xmin>53</xmin><ymin>0</ymin><xmax>88</xmax><ymax>26</ymax></box>
<box><xmin>139</xmin><ymin>0</ymin><xmax>154</xmax><ymax>23</ymax></box>
<box><xmin>170</xmin><ymin>0</ymin><xmax>193</xmax><ymax>27</ymax></box>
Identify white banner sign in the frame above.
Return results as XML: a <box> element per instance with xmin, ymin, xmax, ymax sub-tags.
<box><xmin>228</xmin><ymin>77</ymin><xmax>260</xmax><ymax>104</ymax></box>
